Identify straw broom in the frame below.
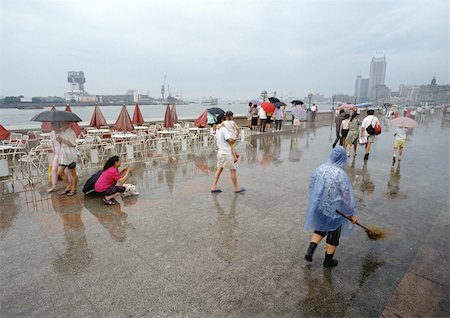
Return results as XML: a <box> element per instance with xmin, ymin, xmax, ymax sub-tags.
<box><xmin>335</xmin><ymin>210</ymin><xmax>387</xmax><ymax>240</ymax></box>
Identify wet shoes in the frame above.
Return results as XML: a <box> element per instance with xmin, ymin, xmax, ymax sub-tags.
<box><xmin>323</xmin><ymin>253</ymin><xmax>339</xmax><ymax>267</ymax></box>
<box><xmin>305</xmin><ymin>242</ymin><xmax>318</xmax><ymax>262</ymax></box>
<box><xmin>392</xmin><ymin>157</ymin><xmax>396</xmax><ymax>165</ymax></box>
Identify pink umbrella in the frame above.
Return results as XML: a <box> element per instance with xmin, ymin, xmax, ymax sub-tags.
<box><xmin>41</xmin><ymin>106</ymin><xmax>56</xmax><ymax>131</ymax></box>
<box><xmin>65</xmin><ymin>105</ymin><xmax>82</xmax><ymax>137</ymax></box>
<box><xmin>171</xmin><ymin>104</ymin><xmax>178</xmax><ymax>124</ymax></box>
<box><xmin>337</xmin><ymin>103</ymin><xmax>355</xmax><ymax>111</ymax></box>
<box><xmin>114</xmin><ymin>105</ymin><xmax>135</xmax><ymax>132</ymax></box>
<box><xmin>163</xmin><ymin>104</ymin><xmax>175</xmax><ymax>128</ymax></box>
<box><xmin>194</xmin><ymin>109</ymin><xmax>208</xmax><ymax>128</ymax></box>
<box><xmin>132</xmin><ymin>103</ymin><xmax>145</xmax><ymax>125</ymax></box>
<box><xmin>90</xmin><ymin>104</ymin><xmax>107</xmax><ymax>128</ymax></box>
<box><xmin>391</xmin><ymin>117</ymin><xmax>419</xmax><ymax>128</ymax></box>
<box><xmin>0</xmin><ymin>124</ymin><xmax>10</xmax><ymax>141</ymax></box>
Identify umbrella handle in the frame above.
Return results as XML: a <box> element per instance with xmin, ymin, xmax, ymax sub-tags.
<box><xmin>335</xmin><ymin>210</ymin><xmax>368</xmax><ymax>231</ymax></box>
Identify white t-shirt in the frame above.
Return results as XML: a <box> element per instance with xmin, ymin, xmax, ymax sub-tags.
<box><xmin>259</xmin><ymin>107</ymin><xmax>267</xmax><ymax>119</ymax></box>
<box><xmin>215</xmin><ymin>126</ymin><xmax>232</xmax><ymax>155</ymax></box>
<box><xmin>311</xmin><ymin>105</ymin><xmax>317</xmax><ymax>112</ymax></box>
<box><xmin>58</xmin><ymin>128</ymin><xmax>77</xmax><ymax>165</ymax></box>
<box><xmin>361</xmin><ymin>115</ymin><xmax>380</xmax><ymax>137</ymax></box>
<box><xmin>395</xmin><ymin>127</ymin><xmax>408</xmax><ymax>141</ymax></box>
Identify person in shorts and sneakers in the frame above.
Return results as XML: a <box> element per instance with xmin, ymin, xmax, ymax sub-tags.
<box><xmin>211</xmin><ymin>114</ymin><xmax>245</xmax><ymax>194</ymax></box>
<box><xmin>57</xmin><ymin>122</ymin><xmax>78</xmax><ymax>196</ymax></box>
<box><xmin>360</xmin><ymin>109</ymin><xmax>380</xmax><ymax>161</ymax></box>
<box><xmin>95</xmin><ymin>156</ymin><xmax>132</xmax><ymax>205</ymax></box>
<box><xmin>392</xmin><ymin>126</ymin><xmax>408</xmax><ymax>165</ymax></box>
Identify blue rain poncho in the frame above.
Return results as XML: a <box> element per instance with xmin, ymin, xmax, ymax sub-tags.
<box><xmin>304</xmin><ymin>146</ymin><xmax>356</xmax><ymax>236</ymax></box>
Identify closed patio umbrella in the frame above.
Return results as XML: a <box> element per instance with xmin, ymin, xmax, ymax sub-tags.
<box><xmin>171</xmin><ymin>104</ymin><xmax>178</xmax><ymax>124</ymax></box>
<box><xmin>41</xmin><ymin>106</ymin><xmax>56</xmax><ymax>131</ymax></box>
<box><xmin>65</xmin><ymin>105</ymin><xmax>82</xmax><ymax>137</ymax></box>
<box><xmin>132</xmin><ymin>103</ymin><xmax>145</xmax><ymax>125</ymax></box>
<box><xmin>163</xmin><ymin>104</ymin><xmax>175</xmax><ymax>128</ymax></box>
<box><xmin>90</xmin><ymin>105</ymin><xmax>107</xmax><ymax>128</ymax></box>
<box><xmin>0</xmin><ymin>124</ymin><xmax>10</xmax><ymax>141</ymax></box>
<box><xmin>194</xmin><ymin>109</ymin><xmax>208</xmax><ymax>128</ymax></box>
<box><xmin>114</xmin><ymin>105</ymin><xmax>135</xmax><ymax>132</ymax></box>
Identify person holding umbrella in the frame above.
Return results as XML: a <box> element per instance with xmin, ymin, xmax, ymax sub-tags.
<box><xmin>57</xmin><ymin>122</ymin><xmax>78</xmax><ymax>196</ymax></box>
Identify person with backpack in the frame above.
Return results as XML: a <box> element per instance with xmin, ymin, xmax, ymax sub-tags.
<box><xmin>94</xmin><ymin>156</ymin><xmax>132</xmax><ymax>205</ymax></box>
<box><xmin>360</xmin><ymin>109</ymin><xmax>380</xmax><ymax>161</ymax></box>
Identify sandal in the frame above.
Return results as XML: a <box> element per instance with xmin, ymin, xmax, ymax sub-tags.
<box><xmin>102</xmin><ymin>197</ymin><xmax>116</xmax><ymax>205</ymax></box>
<box><xmin>60</xmin><ymin>190</ymin><xmax>71</xmax><ymax>195</ymax></box>
<box><xmin>66</xmin><ymin>191</ymin><xmax>77</xmax><ymax>197</ymax></box>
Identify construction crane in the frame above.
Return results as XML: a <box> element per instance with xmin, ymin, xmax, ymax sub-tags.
<box><xmin>161</xmin><ymin>75</ymin><xmax>166</xmax><ymax>101</ymax></box>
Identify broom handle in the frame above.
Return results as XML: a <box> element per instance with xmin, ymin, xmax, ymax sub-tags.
<box><xmin>335</xmin><ymin>210</ymin><xmax>370</xmax><ymax>231</ymax></box>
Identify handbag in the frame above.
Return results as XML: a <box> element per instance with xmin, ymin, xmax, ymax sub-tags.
<box><xmin>121</xmin><ymin>183</ymin><xmax>140</xmax><ymax>198</ymax></box>
<box><xmin>374</xmin><ymin>122</ymin><xmax>382</xmax><ymax>135</ymax></box>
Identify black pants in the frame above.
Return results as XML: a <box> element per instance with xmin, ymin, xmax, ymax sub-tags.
<box><xmin>314</xmin><ymin>226</ymin><xmax>342</xmax><ymax>246</ymax></box>
<box><xmin>260</xmin><ymin>119</ymin><xmax>267</xmax><ymax>132</ymax></box>
<box><xmin>275</xmin><ymin>120</ymin><xmax>282</xmax><ymax>130</ymax></box>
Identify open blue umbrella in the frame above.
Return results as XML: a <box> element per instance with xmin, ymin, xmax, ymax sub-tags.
<box><xmin>355</xmin><ymin>103</ymin><xmax>372</xmax><ymax>108</ymax></box>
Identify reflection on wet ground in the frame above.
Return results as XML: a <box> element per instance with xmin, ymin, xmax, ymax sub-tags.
<box><xmin>0</xmin><ymin>113</ymin><xmax>448</xmax><ymax>317</ymax></box>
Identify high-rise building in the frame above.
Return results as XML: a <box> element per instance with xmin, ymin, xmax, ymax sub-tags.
<box><xmin>354</xmin><ymin>75</ymin><xmax>369</xmax><ymax>100</ymax></box>
<box><xmin>368</xmin><ymin>53</ymin><xmax>387</xmax><ymax>100</ymax></box>
<box><xmin>65</xmin><ymin>71</ymin><xmax>97</xmax><ymax>102</ymax></box>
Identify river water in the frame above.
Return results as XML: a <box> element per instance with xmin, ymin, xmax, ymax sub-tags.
<box><xmin>0</xmin><ymin>102</ymin><xmax>334</xmax><ymax>130</ymax></box>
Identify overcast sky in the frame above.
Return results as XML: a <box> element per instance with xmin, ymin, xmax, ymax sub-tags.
<box><xmin>0</xmin><ymin>0</ymin><xmax>448</xmax><ymax>99</ymax></box>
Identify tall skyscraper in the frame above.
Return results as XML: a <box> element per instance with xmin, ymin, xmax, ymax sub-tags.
<box><xmin>368</xmin><ymin>53</ymin><xmax>387</xmax><ymax>100</ymax></box>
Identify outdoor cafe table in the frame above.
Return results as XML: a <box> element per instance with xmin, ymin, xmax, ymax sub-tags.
<box><xmin>157</xmin><ymin>130</ymin><xmax>181</xmax><ymax>139</ymax></box>
<box><xmin>111</xmin><ymin>133</ymin><xmax>137</xmax><ymax>140</ymax></box>
<box><xmin>87</xmin><ymin>129</ymin><xmax>111</xmax><ymax>135</ymax></box>
<box><xmin>39</xmin><ymin>132</ymin><xmax>52</xmax><ymax>139</ymax></box>
<box><xmin>134</xmin><ymin>126</ymin><xmax>148</xmax><ymax>131</ymax></box>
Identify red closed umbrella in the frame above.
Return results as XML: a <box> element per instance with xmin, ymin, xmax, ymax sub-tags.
<box><xmin>114</xmin><ymin>105</ymin><xmax>134</xmax><ymax>132</ymax></box>
<box><xmin>194</xmin><ymin>109</ymin><xmax>208</xmax><ymax>128</ymax></box>
<box><xmin>41</xmin><ymin>106</ymin><xmax>56</xmax><ymax>131</ymax></box>
<box><xmin>163</xmin><ymin>104</ymin><xmax>175</xmax><ymax>128</ymax></box>
<box><xmin>132</xmin><ymin>103</ymin><xmax>145</xmax><ymax>125</ymax></box>
<box><xmin>171</xmin><ymin>104</ymin><xmax>178</xmax><ymax>124</ymax></box>
<box><xmin>0</xmin><ymin>124</ymin><xmax>10</xmax><ymax>141</ymax></box>
<box><xmin>90</xmin><ymin>105</ymin><xmax>107</xmax><ymax>128</ymax></box>
<box><xmin>65</xmin><ymin>105</ymin><xmax>82</xmax><ymax>137</ymax></box>
<box><xmin>261</xmin><ymin>102</ymin><xmax>276</xmax><ymax>113</ymax></box>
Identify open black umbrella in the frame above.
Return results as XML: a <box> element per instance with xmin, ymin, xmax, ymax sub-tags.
<box><xmin>31</xmin><ymin>110</ymin><xmax>82</xmax><ymax>122</ymax></box>
<box><xmin>269</xmin><ymin>97</ymin><xmax>281</xmax><ymax>104</ymax></box>
<box><xmin>208</xmin><ymin>107</ymin><xmax>225</xmax><ymax>116</ymax></box>
<box><xmin>291</xmin><ymin>100</ymin><xmax>304</xmax><ymax>105</ymax></box>
<box><xmin>274</xmin><ymin>101</ymin><xmax>286</xmax><ymax>108</ymax></box>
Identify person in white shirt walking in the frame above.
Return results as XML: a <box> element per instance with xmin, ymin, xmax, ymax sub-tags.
<box><xmin>211</xmin><ymin>114</ymin><xmax>245</xmax><ymax>193</ymax></box>
<box><xmin>57</xmin><ymin>122</ymin><xmax>78</xmax><ymax>196</ymax></box>
<box><xmin>360</xmin><ymin>110</ymin><xmax>380</xmax><ymax>161</ymax></box>
<box><xmin>392</xmin><ymin>126</ymin><xmax>408</xmax><ymax>165</ymax></box>
<box><xmin>259</xmin><ymin>106</ymin><xmax>267</xmax><ymax>132</ymax></box>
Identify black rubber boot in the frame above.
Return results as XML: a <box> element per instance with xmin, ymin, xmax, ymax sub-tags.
<box><xmin>364</xmin><ymin>153</ymin><xmax>369</xmax><ymax>161</ymax></box>
<box><xmin>323</xmin><ymin>253</ymin><xmax>338</xmax><ymax>267</ymax></box>
<box><xmin>305</xmin><ymin>242</ymin><xmax>318</xmax><ymax>262</ymax></box>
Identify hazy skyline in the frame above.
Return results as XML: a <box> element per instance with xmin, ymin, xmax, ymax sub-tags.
<box><xmin>1</xmin><ymin>0</ymin><xmax>448</xmax><ymax>99</ymax></box>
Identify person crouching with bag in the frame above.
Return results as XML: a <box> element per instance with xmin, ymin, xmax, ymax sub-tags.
<box><xmin>95</xmin><ymin>156</ymin><xmax>132</xmax><ymax>205</ymax></box>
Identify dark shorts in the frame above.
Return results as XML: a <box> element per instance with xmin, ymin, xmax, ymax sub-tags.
<box><xmin>251</xmin><ymin>117</ymin><xmax>259</xmax><ymax>126</ymax></box>
<box><xmin>314</xmin><ymin>226</ymin><xmax>342</xmax><ymax>246</ymax></box>
<box><xmin>102</xmin><ymin>185</ymin><xmax>126</xmax><ymax>196</ymax></box>
<box><xmin>266</xmin><ymin>117</ymin><xmax>272</xmax><ymax>124</ymax></box>
<box><xmin>59</xmin><ymin>162</ymin><xmax>76</xmax><ymax>170</ymax></box>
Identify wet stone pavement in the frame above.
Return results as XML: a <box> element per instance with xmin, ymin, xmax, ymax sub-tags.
<box><xmin>1</xmin><ymin>113</ymin><xmax>449</xmax><ymax>317</ymax></box>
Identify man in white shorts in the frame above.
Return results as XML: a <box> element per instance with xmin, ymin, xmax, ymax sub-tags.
<box><xmin>211</xmin><ymin>114</ymin><xmax>245</xmax><ymax>193</ymax></box>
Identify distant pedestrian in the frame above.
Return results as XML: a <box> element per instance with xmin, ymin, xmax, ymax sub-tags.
<box><xmin>410</xmin><ymin>108</ymin><xmax>417</xmax><ymax>120</ymax></box>
<box><xmin>259</xmin><ymin>106</ymin><xmax>267</xmax><ymax>132</ymax></box>
<box><xmin>274</xmin><ymin>106</ymin><xmax>284</xmax><ymax>131</ymax></box>
<box><xmin>211</xmin><ymin>114</ymin><xmax>245</xmax><ymax>193</ymax></box>
<box><xmin>311</xmin><ymin>104</ymin><xmax>318</xmax><ymax>121</ymax></box>
<box><xmin>392</xmin><ymin>126</ymin><xmax>408</xmax><ymax>165</ymax></box>
<box><xmin>339</xmin><ymin>114</ymin><xmax>350</xmax><ymax>146</ymax></box>
<box><xmin>292</xmin><ymin>113</ymin><xmax>301</xmax><ymax>134</ymax></box>
<box><xmin>47</xmin><ymin>122</ymin><xmax>72</xmax><ymax>193</ymax></box>
<box><xmin>251</xmin><ymin>105</ymin><xmax>259</xmax><ymax>130</ymax></box>
<box><xmin>57</xmin><ymin>122</ymin><xmax>78</xmax><ymax>196</ymax></box>
<box><xmin>247</xmin><ymin>102</ymin><xmax>253</xmax><ymax>129</ymax></box>
<box><xmin>304</xmin><ymin>146</ymin><xmax>358</xmax><ymax>267</ymax></box>
<box><xmin>344</xmin><ymin>109</ymin><xmax>361</xmax><ymax>157</ymax></box>
<box><xmin>360</xmin><ymin>109</ymin><xmax>380</xmax><ymax>161</ymax></box>
<box><xmin>332</xmin><ymin>110</ymin><xmax>345</xmax><ymax>148</ymax></box>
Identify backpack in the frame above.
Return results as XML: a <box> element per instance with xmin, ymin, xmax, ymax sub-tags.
<box><xmin>82</xmin><ymin>170</ymin><xmax>103</xmax><ymax>194</ymax></box>
<box><xmin>374</xmin><ymin>122</ymin><xmax>382</xmax><ymax>135</ymax></box>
